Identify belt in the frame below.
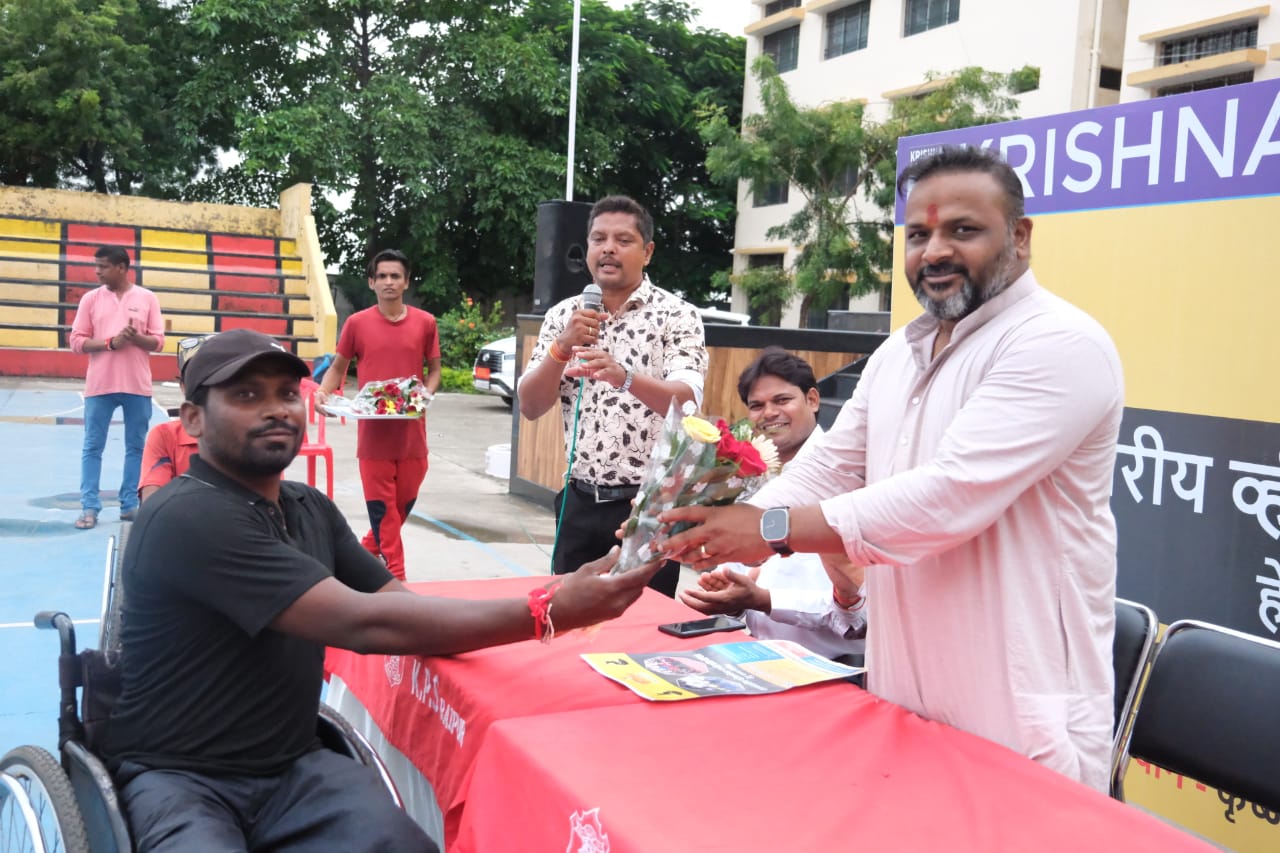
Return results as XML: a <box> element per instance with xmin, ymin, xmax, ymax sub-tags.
<box><xmin>569</xmin><ymin>479</ymin><xmax>640</xmax><ymax>504</ymax></box>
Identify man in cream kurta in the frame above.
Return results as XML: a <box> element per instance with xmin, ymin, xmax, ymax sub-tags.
<box><xmin>662</xmin><ymin>147</ymin><xmax>1123</xmax><ymax>792</ymax></box>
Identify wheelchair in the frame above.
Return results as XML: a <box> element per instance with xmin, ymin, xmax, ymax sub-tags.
<box><xmin>0</xmin><ymin>526</ymin><xmax>402</xmax><ymax>853</ymax></box>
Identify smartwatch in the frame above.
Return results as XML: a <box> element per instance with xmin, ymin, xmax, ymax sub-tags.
<box><xmin>759</xmin><ymin>506</ymin><xmax>793</xmax><ymax>556</ymax></box>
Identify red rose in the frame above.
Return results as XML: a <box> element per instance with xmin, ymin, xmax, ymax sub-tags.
<box><xmin>714</xmin><ymin>419</ymin><xmax>767</xmax><ymax>477</ymax></box>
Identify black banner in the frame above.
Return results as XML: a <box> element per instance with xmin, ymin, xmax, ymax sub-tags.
<box><xmin>1113</xmin><ymin>407</ymin><xmax>1280</xmax><ymax>639</ymax></box>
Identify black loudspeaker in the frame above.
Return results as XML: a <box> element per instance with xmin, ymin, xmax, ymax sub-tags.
<box><xmin>532</xmin><ymin>200</ymin><xmax>593</xmax><ymax>314</ymax></box>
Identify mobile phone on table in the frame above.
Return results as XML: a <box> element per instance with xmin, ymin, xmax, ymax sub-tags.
<box><xmin>657</xmin><ymin>615</ymin><xmax>747</xmax><ymax>638</ymax></box>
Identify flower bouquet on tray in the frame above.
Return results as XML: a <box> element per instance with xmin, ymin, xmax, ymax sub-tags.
<box><xmin>612</xmin><ymin>401</ymin><xmax>780</xmax><ymax>575</ymax></box>
<box><xmin>326</xmin><ymin>377</ymin><xmax>432</xmax><ymax>418</ymax></box>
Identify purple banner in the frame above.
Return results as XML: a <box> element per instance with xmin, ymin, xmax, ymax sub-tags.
<box><xmin>894</xmin><ymin>77</ymin><xmax>1280</xmax><ymax>223</ymax></box>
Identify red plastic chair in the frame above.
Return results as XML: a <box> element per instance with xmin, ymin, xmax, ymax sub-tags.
<box><xmin>298</xmin><ymin>378</ymin><xmax>334</xmax><ymax>497</ymax></box>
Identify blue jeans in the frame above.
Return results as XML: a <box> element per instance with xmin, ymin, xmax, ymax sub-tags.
<box><xmin>81</xmin><ymin>393</ymin><xmax>152</xmax><ymax>514</ymax></box>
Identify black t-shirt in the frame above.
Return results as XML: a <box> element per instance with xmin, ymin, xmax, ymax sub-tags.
<box><xmin>103</xmin><ymin>455</ymin><xmax>392</xmax><ymax>776</ymax></box>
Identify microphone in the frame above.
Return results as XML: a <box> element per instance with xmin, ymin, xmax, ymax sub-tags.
<box><xmin>581</xmin><ymin>283</ymin><xmax>603</xmax><ymax>314</ymax></box>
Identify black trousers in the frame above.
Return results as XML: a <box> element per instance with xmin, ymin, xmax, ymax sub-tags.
<box><xmin>117</xmin><ymin>749</ymin><xmax>435</xmax><ymax>852</ymax></box>
<box><xmin>552</xmin><ymin>484</ymin><xmax>680</xmax><ymax>598</ymax></box>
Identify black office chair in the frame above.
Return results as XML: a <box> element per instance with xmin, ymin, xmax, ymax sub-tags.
<box><xmin>1116</xmin><ymin>619</ymin><xmax>1280</xmax><ymax>812</ymax></box>
<box><xmin>1110</xmin><ymin>598</ymin><xmax>1157</xmax><ymax>797</ymax></box>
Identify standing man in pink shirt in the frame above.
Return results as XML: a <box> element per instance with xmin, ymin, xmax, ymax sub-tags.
<box><xmin>70</xmin><ymin>246</ymin><xmax>165</xmax><ymax>528</ymax></box>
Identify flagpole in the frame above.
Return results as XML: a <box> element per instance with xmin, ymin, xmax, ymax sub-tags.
<box><xmin>566</xmin><ymin>0</ymin><xmax>582</xmax><ymax>201</ymax></box>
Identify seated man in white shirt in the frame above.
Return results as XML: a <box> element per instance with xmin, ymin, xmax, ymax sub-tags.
<box><xmin>679</xmin><ymin>348</ymin><xmax>866</xmax><ymax>663</ymax></box>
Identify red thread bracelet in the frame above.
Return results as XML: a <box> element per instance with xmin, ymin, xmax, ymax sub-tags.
<box><xmin>528</xmin><ymin>580</ymin><xmax>563</xmax><ymax>643</ymax></box>
<box><xmin>833</xmin><ymin>586</ymin><xmax>863</xmax><ymax>609</ymax></box>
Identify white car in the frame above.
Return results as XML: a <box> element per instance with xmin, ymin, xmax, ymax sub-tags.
<box><xmin>473</xmin><ymin>335</ymin><xmax>516</xmax><ymax>406</ymax></box>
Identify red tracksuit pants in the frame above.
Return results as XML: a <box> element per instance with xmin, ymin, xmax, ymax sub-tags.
<box><xmin>358</xmin><ymin>456</ymin><xmax>428</xmax><ymax>580</ymax></box>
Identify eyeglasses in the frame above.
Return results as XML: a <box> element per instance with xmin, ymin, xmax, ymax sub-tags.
<box><xmin>176</xmin><ymin>336</ymin><xmax>207</xmax><ymax>378</ymax></box>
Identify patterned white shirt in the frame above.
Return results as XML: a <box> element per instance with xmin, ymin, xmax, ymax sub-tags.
<box><xmin>523</xmin><ymin>276</ymin><xmax>707</xmax><ymax>486</ymax></box>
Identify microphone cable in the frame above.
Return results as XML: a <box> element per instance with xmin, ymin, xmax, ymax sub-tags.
<box><xmin>549</xmin><ymin>285</ymin><xmax>605</xmax><ymax>573</ymax></box>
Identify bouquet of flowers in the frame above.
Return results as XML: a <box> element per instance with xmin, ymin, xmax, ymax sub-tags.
<box><xmin>342</xmin><ymin>377</ymin><xmax>432</xmax><ymax>417</ymax></box>
<box><xmin>612</xmin><ymin>401</ymin><xmax>780</xmax><ymax>575</ymax></box>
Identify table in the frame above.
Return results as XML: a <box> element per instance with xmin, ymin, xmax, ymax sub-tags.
<box><xmin>325</xmin><ymin>577</ymin><xmax>707</xmax><ymax>844</ymax></box>
<box><xmin>328</xmin><ymin>578</ymin><xmax>1215</xmax><ymax>853</ymax></box>
<box><xmin>455</xmin><ymin>689</ymin><xmax>1217</xmax><ymax>852</ymax></box>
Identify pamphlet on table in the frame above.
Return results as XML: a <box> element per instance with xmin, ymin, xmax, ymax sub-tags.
<box><xmin>583</xmin><ymin>639</ymin><xmax>861</xmax><ymax>701</ymax></box>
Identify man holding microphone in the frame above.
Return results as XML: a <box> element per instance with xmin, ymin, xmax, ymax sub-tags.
<box><xmin>519</xmin><ymin>195</ymin><xmax>707</xmax><ymax>597</ymax></box>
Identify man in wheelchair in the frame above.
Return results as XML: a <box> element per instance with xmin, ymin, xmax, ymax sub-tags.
<box><xmin>101</xmin><ymin>329</ymin><xmax>663</xmax><ymax>851</ymax></box>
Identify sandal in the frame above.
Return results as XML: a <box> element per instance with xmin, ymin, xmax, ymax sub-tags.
<box><xmin>75</xmin><ymin>510</ymin><xmax>98</xmax><ymax>530</ymax></box>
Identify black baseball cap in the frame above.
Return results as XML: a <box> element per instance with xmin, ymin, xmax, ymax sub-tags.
<box><xmin>183</xmin><ymin>329</ymin><xmax>310</xmax><ymax>400</ymax></box>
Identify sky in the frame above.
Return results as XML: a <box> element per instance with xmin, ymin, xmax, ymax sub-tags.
<box><xmin>687</xmin><ymin>1</ymin><xmax>752</xmax><ymax>36</ymax></box>
<box><xmin>603</xmin><ymin>1</ymin><xmax>752</xmax><ymax>36</ymax></box>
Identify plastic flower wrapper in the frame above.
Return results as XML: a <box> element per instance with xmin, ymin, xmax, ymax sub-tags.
<box><xmin>331</xmin><ymin>377</ymin><xmax>433</xmax><ymax>417</ymax></box>
<box><xmin>612</xmin><ymin>400</ymin><xmax>780</xmax><ymax>575</ymax></box>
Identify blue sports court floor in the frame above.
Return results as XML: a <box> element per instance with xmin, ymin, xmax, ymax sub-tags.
<box><xmin>0</xmin><ymin>384</ymin><xmax>167</xmax><ymax>755</ymax></box>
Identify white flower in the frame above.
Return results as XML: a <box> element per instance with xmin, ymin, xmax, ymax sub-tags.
<box><xmin>751</xmin><ymin>434</ymin><xmax>782</xmax><ymax>475</ymax></box>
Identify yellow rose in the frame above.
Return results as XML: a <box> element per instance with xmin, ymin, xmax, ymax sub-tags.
<box><xmin>682</xmin><ymin>415</ymin><xmax>719</xmax><ymax>443</ymax></box>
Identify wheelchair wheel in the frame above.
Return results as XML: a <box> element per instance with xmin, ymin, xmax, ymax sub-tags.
<box><xmin>0</xmin><ymin>746</ymin><xmax>90</xmax><ymax>853</ymax></box>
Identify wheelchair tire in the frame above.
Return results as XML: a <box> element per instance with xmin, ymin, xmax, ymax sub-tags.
<box><xmin>0</xmin><ymin>746</ymin><xmax>90</xmax><ymax>853</ymax></box>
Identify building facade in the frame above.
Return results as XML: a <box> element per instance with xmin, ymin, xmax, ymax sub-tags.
<box><xmin>1121</xmin><ymin>2</ymin><xmax>1280</xmax><ymax>101</ymax></box>
<box><xmin>727</xmin><ymin>1</ymin><xmax>1280</xmax><ymax>326</ymax></box>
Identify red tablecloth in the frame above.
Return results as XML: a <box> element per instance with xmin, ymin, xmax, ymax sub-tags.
<box><xmin>324</xmin><ymin>577</ymin><xmax>708</xmax><ymax>841</ymax></box>
<box><xmin>456</xmin><ymin>687</ymin><xmax>1217</xmax><ymax>853</ymax></box>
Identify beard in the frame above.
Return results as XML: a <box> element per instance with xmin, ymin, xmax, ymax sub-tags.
<box><xmin>205</xmin><ymin>419</ymin><xmax>302</xmax><ymax>478</ymax></box>
<box><xmin>912</xmin><ymin>238</ymin><xmax>1020</xmax><ymax>322</ymax></box>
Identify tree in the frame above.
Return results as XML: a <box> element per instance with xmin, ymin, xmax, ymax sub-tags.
<box><xmin>0</xmin><ymin>0</ymin><xmax>216</xmax><ymax>194</ymax></box>
<box><xmin>1</xmin><ymin>0</ymin><xmax>744</xmax><ymax>316</ymax></box>
<box><xmin>699</xmin><ymin>59</ymin><xmax>1025</xmax><ymax>323</ymax></box>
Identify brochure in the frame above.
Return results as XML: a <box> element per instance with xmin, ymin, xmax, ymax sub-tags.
<box><xmin>582</xmin><ymin>639</ymin><xmax>862</xmax><ymax>701</ymax></box>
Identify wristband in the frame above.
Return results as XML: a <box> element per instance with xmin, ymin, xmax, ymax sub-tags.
<box><xmin>106</xmin><ymin>338</ymin><xmax>116</xmax><ymax>351</ymax></box>
<box><xmin>548</xmin><ymin>341</ymin><xmax>570</xmax><ymax>364</ymax></box>
<box><xmin>618</xmin><ymin>367</ymin><xmax>634</xmax><ymax>394</ymax></box>
<box><xmin>833</xmin><ymin>587</ymin><xmax>863</xmax><ymax>609</ymax></box>
<box><xmin>528</xmin><ymin>579</ymin><xmax>563</xmax><ymax>643</ymax></box>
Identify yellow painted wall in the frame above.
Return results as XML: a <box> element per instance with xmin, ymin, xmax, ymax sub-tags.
<box><xmin>890</xmin><ymin>195</ymin><xmax>1280</xmax><ymax>424</ymax></box>
<box><xmin>0</xmin><ymin>186</ymin><xmax>280</xmax><ymax>235</ymax></box>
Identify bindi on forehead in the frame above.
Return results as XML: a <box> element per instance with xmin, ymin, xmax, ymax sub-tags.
<box><xmin>926</xmin><ymin>204</ymin><xmax>939</xmax><ymax>227</ymax></box>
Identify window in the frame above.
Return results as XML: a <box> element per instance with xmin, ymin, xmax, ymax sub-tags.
<box><xmin>1157</xmin><ymin>70</ymin><xmax>1254</xmax><ymax>98</ymax></box>
<box><xmin>764</xmin><ymin>0</ymin><xmax>801</xmax><ymax>15</ymax></box>
<box><xmin>904</xmin><ymin>0</ymin><xmax>959</xmax><ymax>36</ymax></box>
<box><xmin>748</xmin><ymin>253</ymin><xmax>785</xmax><ymax>270</ymax></box>
<box><xmin>753</xmin><ymin>181</ymin><xmax>790</xmax><ymax>207</ymax></box>
<box><xmin>763</xmin><ymin>25</ymin><xmax>801</xmax><ymax>73</ymax></box>
<box><xmin>1160</xmin><ymin>23</ymin><xmax>1257</xmax><ymax>66</ymax></box>
<box><xmin>1099</xmin><ymin>66</ymin><xmax>1122</xmax><ymax>91</ymax></box>
<box><xmin>826</xmin><ymin>2</ymin><xmax>870</xmax><ymax>59</ymax></box>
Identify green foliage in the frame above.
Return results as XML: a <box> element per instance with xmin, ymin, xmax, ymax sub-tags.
<box><xmin>730</xmin><ymin>265</ymin><xmax>792</xmax><ymax>327</ymax></box>
<box><xmin>438</xmin><ymin>366</ymin><xmax>477</xmax><ymax>394</ymax></box>
<box><xmin>0</xmin><ymin>1</ymin><xmax>743</xmax><ymax>314</ymax></box>
<box><xmin>699</xmin><ymin>59</ymin><xmax>1021</xmax><ymax>321</ymax></box>
<box><xmin>0</xmin><ymin>0</ymin><xmax>219</xmax><ymax>194</ymax></box>
<box><xmin>1008</xmin><ymin>65</ymin><xmax>1041</xmax><ymax>95</ymax></box>
<box><xmin>436</xmin><ymin>297</ymin><xmax>513</xmax><ymax>370</ymax></box>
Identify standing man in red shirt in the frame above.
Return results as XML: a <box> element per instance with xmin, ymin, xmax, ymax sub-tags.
<box><xmin>315</xmin><ymin>249</ymin><xmax>441</xmax><ymax>579</ymax></box>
